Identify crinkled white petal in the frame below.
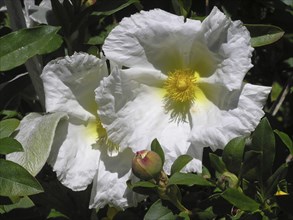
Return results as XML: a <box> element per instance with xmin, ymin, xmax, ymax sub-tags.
<box><xmin>199</xmin><ymin>7</ymin><xmax>253</xmax><ymax>90</ymax></box>
<box><xmin>103</xmin><ymin>9</ymin><xmax>202</xmax><ymax>72</ymax></box>
<box><xmin>48</xmin><ymin>118</ymin><xmax>100</xmax><ymax>191</ymax></box>
<box><xmin>159</xmin><ymin>124</ymin><xmax>202</xmax><ymax>174</ymax></box>
<box><xmin>188</xmin><ymin>83</ymin><xmax>271</xmax><ymax>157</ymax></box>
<box><xmin>41</xmin><ymin>52</ymin><xmax>107</xmax><ymax>122</ymax></box>
<box><xmin>89</xmin><ymin>147</ymin><xmax>145</xmax><ymax>209</ymax></box>
<box><xmin>96</xmin><ymin>67</ymin><xmax>170</xmax><ymax>153</ymax></box>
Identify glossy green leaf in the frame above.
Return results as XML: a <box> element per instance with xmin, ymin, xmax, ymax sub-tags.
<box><xmin>151</xmin><ymin>139</ymin><xmax>165</xmax><ymax>164</ymax></box>
<box><xmin>0</xmin><ymin>26</ymin><xmax>62</xmax><ymax>71</ymax></box>
<box><xmin>246</xmin><ymin>24</ymin><xmax>284</xmax><ymax>47</ymax></box>
<box><xmin>274</xmin><ymin>130</ymin><xmax>293</xmax><ymax>155</ymax></box>
<box><xmin>222</xmin><ymin>136</ymin><xmax>246</xmax><ymax>175</ymax></box>
<box><xmin>6</xmin><ymin>112</ymin><xmax>68</xmax><ymax>176</ymax></box>
<box><xmin>0</xmin><ymin>159</ymin><xmax>43</xmax><ymax>196</ymax></box>
<box><xmin>209</xmin><ymin>153</ymin><xmax>227</xmax><ymax>174</ymax></box>
<box><xmin>251</xmin><ymin>118</ymin><xmax>275</xmax><ymax>182</ymax></box>
<box><xmin>128</xmin><ymin>180</ymin><xmax>157</xmax><ymax>195</ymax></box>
<box><xmin>0</xmin><ymin>137</ymin><xmax>23</xmax><ymax>154</ymax></box>
<box><xmin>144</xmin><ymin>199</ymin><xmax>176</xmax><ymax>220</ymax></box>
<box><xmin>168</xmin><ymin>172</ymin><xmax>215</xmax><ymax>187</ymax></box>
<box><xmin>0</xmin><ymin>119</ymin><xmax>20</xmax><ymax>138</ymax></box>
<box><xmin>170</xmin><ymin>155</ymin><xmax>193</xmax><ymax>176</ymax></box>
<box><xmin>239</xmin><ymin>150</ymin><xmax>262</xmax><ymax>180</ymax></box>
<box><xmin>221</xmin><ymin>188</ymin><xmax>260</xmax><ymax>212</ymax></box>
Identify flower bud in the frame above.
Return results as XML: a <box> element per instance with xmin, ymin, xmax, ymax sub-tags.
<box><xmin>132</xmin><ymin>150</ymin><xmax>163</xmax><ymax>180</ymax></box>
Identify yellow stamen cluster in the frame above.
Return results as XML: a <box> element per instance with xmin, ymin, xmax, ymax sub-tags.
<box><xmin>96</xmin><ymin>119</ymin><xmax>119</xmax><ymax>152</ymax></box>
<box><xmin>164</xmin><ymin>69</ymin><xmax>198</xmax><ymax>103</ymax></box>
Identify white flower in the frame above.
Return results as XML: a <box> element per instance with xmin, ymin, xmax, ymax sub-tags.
<box><xmin>95</xmin><ymin>7</ymin><xmax>271</xmax><ymax>169</ymax></box>
<box><xmin>41</xmin><ymin>52</ymin><xmax>142</xmax><ymax>209</ymax></box>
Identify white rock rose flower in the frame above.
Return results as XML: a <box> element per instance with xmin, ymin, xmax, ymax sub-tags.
<box><xmin>95</xmin><ymin>7</ymin><xmax>271</xmax><ymax>169</ymax></box>
<box><xmin>41</xmin><ymin>52</ymin><xmax>142</xmax><ymax>209</ymax></box>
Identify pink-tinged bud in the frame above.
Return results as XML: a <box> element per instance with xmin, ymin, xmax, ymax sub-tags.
<box><xmin>132</xmin><ymin>150</ymin><xmax>163</xmax><ymax>180</ymax></box>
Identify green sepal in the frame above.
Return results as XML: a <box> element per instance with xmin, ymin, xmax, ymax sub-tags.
<box><xmin>170</xmin><ymin>155</ymin><xmax>193</xmax><ymax>176</ymax></box>
<box><xmin>151</xmin><ymin>138</ymin><xmax>165</xmax><ymax>165</ymax></box>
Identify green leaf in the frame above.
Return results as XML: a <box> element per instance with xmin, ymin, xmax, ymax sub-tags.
<box><xmin>251</xmin><ymin>118</ymin><xmax>275</xmax><ymax>182</ymax></box>
<box><xmin>6</xmin><ymin>112</ymin><xmax>68</xmax><ymax>176</ymax></box>
<box><xmin>170</xmin><ymin>155</ymin><xmax>193</xmax><ymax>176</ymax></box>
<box><xmin>0</xmin><ymin>110</ymin><xmax>22</xmax><ymax>120</ymax></box>
<box><xmin>222</xmin><ymin>136</ymin><xmax>246</xmax><ymax>175</ymax></box>
<box><xmin>144</xmin><ymin>199</ymin><xmax>177</xmax><ymax>220</ymax></box>
<box><xmin>0</xmin><ymin>26</ymin><xmax>62</xmax><ymax>71</ymax></box>
<box><xmin>0</xmin><ymin>119</ymin><xmax>20</xmax><ymax>138</ymax></box>
<box><xmin>209</xmin><ymin>153</ymin><xmax>227</xmax><ymax>174</ymax></box>
<box><xmin>178</xmin><ymin>211</ymin><xmax>190</xmax><ymax>220</ymax></box>
<box><xmin>270</xmin><ymin>82</ymin><xmax>283</xmax><ymax>102</ymax></box>
<box><xmin>128</xmin><ymin>180</ymin><xmax>157</xmax><ymax>195</ymax></box>
<box><xmin>221</xmin><ymin>188</ymin><xmax>260</xmax><ymax>212</ymax></box>
<box><xmin>171</xmin><ymin>0</ymin><xmax>192</xmax><ymax>18</ymax></box>
<box><xmin>93</xmin><ymin>0</ymin><xmax>140</xmax><ymax>17</ymax></box>
<box><xmin>274</xmin><ymin>130</ymin><xmax>293</xmax><ymax>155</ymax></box>
<box><xmin>265</xmin><ymin>163</ymin><xmax>288</xmax><ymax>199</ymax></box>
<box><xmin>0</xmin><ymin>137</ymin><xmax>23</xmax><ymax>154</ymax></box>
<box><xmin>246</xmin><ymin>24</ymin><xmax>284</xmax><ymax>47</ymax></box>
<box><xmin>0</xmin><ymin>196</ymin><xmax>34</xmax><ymax>213</ymax></box>
<box><xmin>151</xmin><ymin>139</ymin><xmax>165</xmax><ymax>164</ymax></box>
<box><xmin>132</xmin><ymin>181</ymin><xmax>157</xmax><ymax>188</ymax></box>
<box><xmin>168</xmin><ymin>172</ymin><xmax>215</xmax><ymax>187</ymax></box>
<box><xmin>239</xmin><ymin>150</ymin><xmax>262</xmax><ymax>180</ymax></box>
<box><xmin>0</xmin><ymin>159</ymin><xmax>43</xmax><ymax>197</ymax></box>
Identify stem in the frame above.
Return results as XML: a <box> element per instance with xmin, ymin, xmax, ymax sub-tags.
<box><xmin>269</xmin><ymin>75</ymin><xmax>293</xmax><ymax>116</ymax></box>
<box><xmin>4</xmin><ymin>0</ymin><xmax>45</xmax><ymax>110</ymax></box>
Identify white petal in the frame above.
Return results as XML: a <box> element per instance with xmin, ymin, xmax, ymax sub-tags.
<box><xmin>48</xmin><ymin>118</ymin><xmax>100</xmax><ymax>191</ymax></box>
<box><xmin>189</xmin><ymin>83</ymin><xmax>271</xmax><ymax>156</ymax></box>
<box><xmin>159</xmin><ymin>124</ymin><xmax>202</xmax><ymax>174</ymax></box>
<box><xmin>41</xmin><ymin>52</ymin><xmax>107</xmax><ymax>121</ymax></box>
<box><xmin>96</xmin><ymin>67</ymin><xmax>170</xmax><ymax>152</ymax></box>
<box><xmin>199</xmin><ymin>7</ymin><xmax>253</xmax><ymax>90</ymax></box>
<box><xmin>103</xmin><ymin>9</ymin><xmax>202</xmax><ymax>72</ymax></box>
<box><xmin>89</xmin><ymin>147</ymin><xmax>144</xmax><ymax>209</ymax></box>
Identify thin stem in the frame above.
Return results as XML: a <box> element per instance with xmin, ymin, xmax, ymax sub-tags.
<box><xmin>269</xmin><ymin>74</ymin><xmax>293</xmax><ymax>116</ymax></box>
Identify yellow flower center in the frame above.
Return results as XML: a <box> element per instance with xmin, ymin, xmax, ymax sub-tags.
<box><xmin>164</xmin><ymin>69</ymin><xmax>199</xmax><ymax>103</ymax></box>
<box><xmin>96</xmin><ymin>119</ymin><xmax>119</xmax><ymax>153</ymax></box>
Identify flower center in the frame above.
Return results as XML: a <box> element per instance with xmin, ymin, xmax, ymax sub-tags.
<box><xmin>164</xmin><ymin>69</ymin><xmax>199</xmax><ymax>103</ymax></box>
<box><xmin>96</xmin><ymin>119</ymin><xmax>119</xmax><ymax>155</ymax></box>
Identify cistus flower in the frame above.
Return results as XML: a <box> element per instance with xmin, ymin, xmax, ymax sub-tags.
<box><xmin>41</xmin><ymin>52</ymin><xmax>143</xmax><ymax>209</ymax></box>
<box><xmin>95</xmin><ymin>7</ymin><xmax>271</xmax><ymax>169</ymax></box>
<box><xmin>132</xmin><ymin>150</ymin><xmax>163</xmax><ymax>180</ymax></box>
